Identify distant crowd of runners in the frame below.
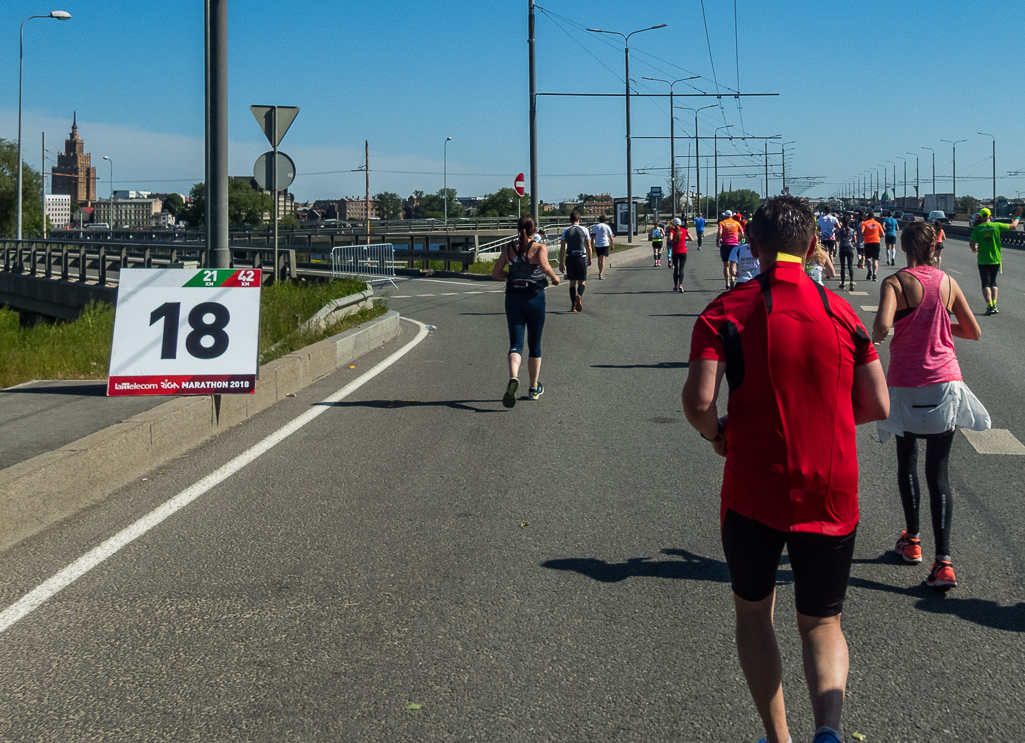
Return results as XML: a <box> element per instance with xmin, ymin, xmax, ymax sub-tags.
<box><xmin>490</xmin><ymin>196</ymin><xmax>1016</xmax><ymax>743</ymax></box>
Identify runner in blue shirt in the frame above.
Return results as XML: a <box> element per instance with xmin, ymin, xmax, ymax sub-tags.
<box><xmin>694</xmin><ymin>214</ymin><xmax>706</xmax><ymax>249</ymax></box>
<box><xmin>882</xmin><ymin>212</ymin><xmax>900</xmax><ymax>266</ymax></box>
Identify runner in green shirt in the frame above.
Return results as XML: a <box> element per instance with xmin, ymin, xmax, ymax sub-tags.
<box><xmin>969</xmin><ymin>206</ymin><xmax>1022</xmax><ymax>315</ymax></box>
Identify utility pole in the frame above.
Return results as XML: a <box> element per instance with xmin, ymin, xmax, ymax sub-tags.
<box><xmin>764</xmin><ymin>142</ymin><xmax>768</xmax><ymax>199</ymax></box>
<box><xmin>979</xmin><ymin>132</ymin><xmax>996</xmax><ymax>210</ymax></box>
<box><xmin>365</xmin><ymin>140</ymin><xmax>370</xmax><ymax>243</ymax></box>
<box><xmin>528</xmin><ymin>0</ymin><xmax>538</xmax><ymax>221</ymax></box>
<box><xmin>40</xmin><ymin>132</ymin><xmax>46</xmax><ymax>237</ymax></box>
<box><xmin>206</xmin><ymin>0</ymin><xmax>229</xmax><ymax>269</ymax></box>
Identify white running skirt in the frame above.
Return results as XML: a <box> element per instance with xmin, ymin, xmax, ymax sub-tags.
<box><xmin>877</xmin><ymin>380</ymin><xmax>991</xmax><ymax>443</ymax></box>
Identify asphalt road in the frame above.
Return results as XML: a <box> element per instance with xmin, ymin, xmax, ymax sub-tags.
<box><xmin>0</xmin><ymin>240</ymin><xmax>1023</xmax><ymax>741</ymax></box>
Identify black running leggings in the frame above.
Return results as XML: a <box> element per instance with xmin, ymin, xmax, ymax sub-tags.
<box><xmin>838</xmin><ymin>249</ymin><xmax>855</xmax><ymax>285</ymax></box>
<box><xmin>673</xmin><ymin>253</ymin><xmax>688</xmax><ymax>285</ymax></box>
<box><xmin>896</xmin><ymin>431</ymin><xmax>955</xmax><ymax>557</ymax></box>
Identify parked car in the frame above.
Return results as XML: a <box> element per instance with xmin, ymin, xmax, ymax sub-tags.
<box><xmin>927</xmin><ymin>210</ymin><xmax>951</xmax><ymax>225</ymax></box>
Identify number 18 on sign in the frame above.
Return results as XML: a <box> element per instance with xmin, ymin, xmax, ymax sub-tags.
<box><xmin>108</xmin><ymin>268</ymin><xmax>262</xmax><ymax>396</ymax></box>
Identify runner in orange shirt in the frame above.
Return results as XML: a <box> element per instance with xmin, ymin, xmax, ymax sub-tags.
<box><xmin>716</xmin><ymin>210</ymin><xmax>745</xmax><ymax>290</ymax></box>
<box><xmin>860</xmin><ymin>211</ymin><xmax>884</xmax><ymax>282</ymax></box>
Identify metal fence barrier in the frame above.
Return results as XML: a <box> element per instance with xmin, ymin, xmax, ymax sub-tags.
<box><xmin>330</xmin><ymin>243</ymin><xmax>398</xmax><ymax>287</ymax></box>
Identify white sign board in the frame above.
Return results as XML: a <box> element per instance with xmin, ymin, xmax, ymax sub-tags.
<box><xmin>108</xmin><ymin>268</ymin><xmax>262</xmax><ymax>396</ymax></box>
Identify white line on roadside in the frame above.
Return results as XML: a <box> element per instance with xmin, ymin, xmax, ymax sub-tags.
<box><xmin>860</xmin><ymin>305</ymin><xmax>879</xmax><ymax>312</ymax></box>
<box><xmin>415</xmin><ymin>294</ymin><xmax>436</xmax><ymax>297</ymax></box>
<box><xmin>411</xmin><ymin>279</ymin><xmax>487</xmax><ymax>287</ymax></box>
<box><xmin>0</xmin><ymin>318</ymin><xmax>431</xmax><ymax>636</ymax></box>
<box><xmin>947</xmin><ymin>269</ymin><xmax>962</xmax><ymax>274</ymax></box>
<box><xmin>848</xmin><ymin>291</ymin><xmax>869</xmax><ymax>296</ymax></box>
<box><xmin>961</xmin><ymin>428</ymin><xmax>1025</xmax><ymax>455</ymax></box>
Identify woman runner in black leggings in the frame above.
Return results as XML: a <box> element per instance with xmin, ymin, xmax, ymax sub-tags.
<box><xmin>836</xmin><ymin>215</ymin><xmax>856</xmax><ymax>290</ymax></box>
<box><xmin>871</xmin><ymin>223</ymin><xmax>989</xmax><ymax>589</ymax></box>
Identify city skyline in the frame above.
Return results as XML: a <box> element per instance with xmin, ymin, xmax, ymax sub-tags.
<box><xmin>2</xmin><ymin>1</ymin><xmax>1021</xmax><ymax>206</ymax></box>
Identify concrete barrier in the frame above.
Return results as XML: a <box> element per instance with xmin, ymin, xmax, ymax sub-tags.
<box><xmin>0</xmin><ymin>310</ymin><xmax>401</xmax><ymax>553</ymax></box>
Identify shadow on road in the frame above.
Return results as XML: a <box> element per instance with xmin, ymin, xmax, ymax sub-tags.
<box><xmin>848</xmin><ymin>574</ymin><xmax>1025</xmax><ymax>632</ymax></box>
<box><xmin>0</xmin><ymin>382</ymin><xmax>107</xmax><ymax>396</ymax></box>
<box><xmin>322</xmin><ymin>399</ymin><xmax>502</xmax><ymax>414</ymax></box>
<box><xmin>649</xmin><ymin>313</ymin><xmax>700</xmax><ymax>318</ymax></box>
<box><xmin>591</xmin><ymin>362</ymin><xmax>688</xmax><ymax>369</ymax></box>
<box><xmin>542</xmin><ymin>548</ymin><xmax>793</xmax><ymax>585</ymax></box>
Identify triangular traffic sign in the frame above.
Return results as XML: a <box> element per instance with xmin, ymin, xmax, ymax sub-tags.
<box><xmin>250</xmin><ymin>105</ymin><xmax>299</xmax><ymax>147</ymax></box>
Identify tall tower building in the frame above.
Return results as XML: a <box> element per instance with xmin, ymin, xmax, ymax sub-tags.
<box><xmin>51</xmin><ymin>112</ymin><xmax>97</xmax><ymax>204</ymax></box>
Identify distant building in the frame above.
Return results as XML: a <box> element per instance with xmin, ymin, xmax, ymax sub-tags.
<box><xmin>92</xmin><ymin>198</ymin><xmax>163</xmax><ymax>228</ymax></box>
<box><xmin>230</xmin><ymin>176</ymin><xmax>295</xmax><ymax>220</ymax></box>
<box><xmin>44</xmin><ymin>194</ymin><xmax>71</xmax><ymax>229</ymax></box>
<box><xmin>337</xmin><ymin>197</ymin><xmax>378</xmax><ymax>220</ymax></box>
<box><xmin>51</xmin><ymin>113</ymin><xmax>97</xmax><ymax>204</ymax></box>
<box><xmin>113</xmin><ymin>190</ymin><xmax>152</xmax><ymax>200</ymax></box>
<box><xmin>456</xmin><ymin>196</ymin><xmax>483</xmax><ymax>213</ymax></box>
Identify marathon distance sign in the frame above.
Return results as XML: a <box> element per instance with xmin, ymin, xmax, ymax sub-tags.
<box><xmin>108</xmin><ymin>268</ymin><xmax>262</xmax><ymax>396</ymax></box>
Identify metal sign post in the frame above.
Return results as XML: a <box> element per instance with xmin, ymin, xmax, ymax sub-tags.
<box><xmin>250</xmin><ymin>105</ymin><xmax>299</xmax><ymax>281</ymax></box>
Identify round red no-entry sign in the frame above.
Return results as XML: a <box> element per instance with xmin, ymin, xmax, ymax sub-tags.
<box><xmin>514</xmin><ymin>173</ymin><xmax>525</xmax><ymax>197</ymax></box>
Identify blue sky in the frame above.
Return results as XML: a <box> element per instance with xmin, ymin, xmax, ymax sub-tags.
<box><xmin>1</xmin><ymin>0</ymin><xmax>1020</xmax><ymax>204</ymax></box>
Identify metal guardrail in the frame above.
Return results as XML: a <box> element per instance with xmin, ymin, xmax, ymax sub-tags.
<box><xmin>330</xmin><ymin>244</ymin><xmax>398</xmax><ymax>288</ymax></box>
<box><xmin>941</xmin><ymin>223</ymin><xmax>1025</xmax><ymax>247</ymax></box>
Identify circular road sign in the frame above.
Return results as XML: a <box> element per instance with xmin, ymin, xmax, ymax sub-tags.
<box><xmin>253</xmin><ymin>151</ymin><xmax>296</xmax><ymax>191</ymax></box>
<box><xmin>514</xmin><ymin>173</ymin><xmax>525</xmax><ymax>197</ymax></box>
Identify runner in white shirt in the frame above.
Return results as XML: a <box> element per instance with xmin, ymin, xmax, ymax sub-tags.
<box><xmin>816</xmin><ymin>208</ymin><xmax>841</xmax><ymax>258</ymax></box>
<box><xmin>590</xmin><ymin>215</ymin><xmax>614</xmax><ymax>279</ymax></box>
<box><xmin>728</xmin><ymin>242</ymin><xmax>760</xmax><ymax>288</ymax></box>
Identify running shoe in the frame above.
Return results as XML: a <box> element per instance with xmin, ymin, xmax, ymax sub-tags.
<box><xmin>894</xmin><ymin>531</ymin><xmax>923</xmax><ymax>564</ymax></box>
<box><xmin>838</xmin><ymin>283</ymin><xmax>845</xmax><ymax>290</ymax></box>
<box><xmin>502</xmin><ymin>378</ymin><xmax>519</xmax><ymax>408</ymax></box>
<box><xmin>992</xmin><ymin>305</ymin><xmax>999</xmax><ymax>314</ymax></box>
<box><xmin>575</xmin><ymin>296</ymin><xmax>583</xmax><ymax>312</ymax></box>
<box><xmin>848</xmin><ymin>280</ymin><xmax>856</xmax><ymax>288</ymax></box>
<box><xmin>927</xmin><ymin>560</ymin><xmax>957</xmax><ymax>589</ymax></box>
<box><xmin>984</xmin><ymin>306</ymin><xmax>994</xmax><ymax>316</ymax></box>
<box><xmin>598</xmin><ymin>273</ymin><xmax>605</xmax><ymax>280</ymax></box>
<box><xmin>528</xmin><ymin>382</ymin><xmax>544</xmax><ymax>400</ymax></box>
<box><xmin>872</xmin><ymin>275</ymin><xmax>878</xmax><ymax>282</ymax></box>
<box><xmin>812</xmin><ymin>726</ymin><xmax>842</xmax><ymax>743</ymax></box>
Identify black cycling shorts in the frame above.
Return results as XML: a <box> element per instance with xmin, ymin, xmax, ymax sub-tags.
<box><xmin>720</xmin><ymin>244</ymin><xmax>737</xmax><ymax>263</ymax></box>
<box><xmin>720</xmin><ymin>509</ymin><xmax>857</xmax><ymax>618</ymax></box>
<box><xmin>885</xmin><ymin>235</ymin><xmax>897</xmax><ymax>246</ymax></box>
<box><xmin>594</xmin><ymin>245</ymin><xmax>610</xmax><ymax>257</ymax></box>
<box><xmin>564</xmin><ymin>255</ymin><xmax>587</xmax><ymax>281</ymax></box>
<box><xmin>864</xmin><ymin>243</ymin><xmax>881</xmax><ymax>261</ymax></box>
<box><xmin>979</xmin><ymin>263</ymin><xmax>1000</xmax><ymax>288</ymax></box>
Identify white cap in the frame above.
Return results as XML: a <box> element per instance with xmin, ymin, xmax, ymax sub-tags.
<box><xmin>673</xmin><ymin>218</ymin><xmax>682</xmax><ymax>225</ymax></box>
<box><xmin>724</xmin><ymin>210</ymin><xmax>733</xmax><ymax>217</ymax></box>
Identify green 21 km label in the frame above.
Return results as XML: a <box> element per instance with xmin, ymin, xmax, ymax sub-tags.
<box><xmin>184</xmin><ymin>269</ymin><xmax>236</xmax><ymax>288</ymax></box>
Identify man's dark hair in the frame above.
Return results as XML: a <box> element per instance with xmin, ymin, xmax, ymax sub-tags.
<box><xmin>570</xmin><ymin>210</ymin><xmax>580</xmax><ymax>223</ymax></box>
<box><xmin>598</xmin><ymin>214</ymin><xmax>606</xmax><ymax>223</ymax></box>
<box><xmin>747</xmin><ymin>195</ymin><xmax>816</xmax><ymax>259</ymax></box>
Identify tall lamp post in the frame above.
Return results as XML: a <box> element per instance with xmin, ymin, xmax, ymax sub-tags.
<box><xmin>978</xmin><ymin>132</ymin><xmax>996</xmax><ymax>211</ymax></box>
<box><xmin>713</xmin><ymin>125</ymin><xmax>733</xmax><ymax>219</ymax></box>
<box><xmin>443</xmin><ymin>136</ymin><xmax>452</xmax><ymax>223</ymax></box>
<box><xmin>886</xmin><ymin>160</ymin><xmax>896</xmax><ymax>203</ymax></box>
<box><xmin>17</xmin><ymin>10</ymin><xmax>72</xmax><ymax>240</ymax></box>
<box><xmin>678</xmin><ymin>104</ymin><xmax>716</xmax><ymax>218</ymax></box>
<box><xmin>940</xmin><ymin>139</ymin><xmax>966</xmax><ymax>210</ymax></box>
<box><xmin>587</xmin><ymin>23</ymin><xmax>667</xmax><ymax>240</ymax></box>
<box><xmin>102</xmin><ymin>155</ymin><xmax>113</xmax><ymax>232</ymax></box>
<box><xmin>642</xmin><ymin>75</ymin><xmax>698</xmax><ymax>221</ymax></box>
<box><xmin>922</xmin><ymin>146</ymin><xmax>936</xmax><ymax>197</ymax></box>
<box><xmin>896</xmin><ymin>156</ymin><xmax>907</xmax><ymax>204</ymax></box>
<box><xmin>907</xmin><ymin>152</ymin><xmax>919</xmax><ymax>203</ymax></box>
<box><xmin>781</xmin><ymin>140</ymin><xmax>796</xmax><ymax>196</ymax></box>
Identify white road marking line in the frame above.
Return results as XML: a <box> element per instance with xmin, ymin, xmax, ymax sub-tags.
<box><xmin>390</xmin><ymin>295</ymin><xmax>411</xmax><ymax>299</ymax></box>
<box><xmin>415</xmin><ymin>294</ymin><xmax>436</xmax><ymax>297</ymax></box>
<box><xmin>487</xmin><ymin>290</ymin><xmax>503</xmax><ymax>293</ymax></box>
<box><xmin>438</xmin><ymin>292</ymin><xmax>457</xmax><ymax>296</ymax></box>
<box><xmin>961</xmin><ymin>429</ymin><xmax>1025</xmax><ymax>455</ymax></box>
<box><xmin>848</xmin><ymin>291</ymin><xmax>869</xmax><ymax>296</ymax></box>
<box><xmin>465</xmin><ymin>291</ymin><xmax>484</xmax><ymax>294</ymax></box>
<box><xmin>947</xmin><ymin>269</ymin><xmax>962</xmax><ymax>274</ymax></box>
<box><xmin>0</xmin><ymin>318</ymin><xmax>431</xmax><ymax>636</ymax></box>
<box><xmin>412</xmin><ymin>279</ymin><xmax>488</xmax><ymax>286</ymax></box>
<box><xmin>861</xmin><ymin>305</ymin><xmax>879</xmax><ymax>312</ymax></box>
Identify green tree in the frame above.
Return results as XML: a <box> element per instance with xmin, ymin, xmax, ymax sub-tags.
<box><xmin>0</xmin><ymin>138</ymin><xmax>44</xmax><ymax>235</ymax></box>
<box><xmin>478</xmin><ymin>187</ymin><xmax>529</xmax><ymax>218</ymax></box>
<box><xmin>374</xmin><ymin>191</ymin><xmax>403</xmax><ymax>220</ymax></box>
<box><xmin>163</xmin><ymin>192</ymin><xmax>186</xmax><ymax>218</ymax></box>
<box><xmin>183</xmin><ymin>180</ymin><xmax>273</xmax><ymax>228</ymax></box>
<box><xmin>956</xmin><ymin>195</ymin><xmax>980</xmax><ymax>214</ymax></box>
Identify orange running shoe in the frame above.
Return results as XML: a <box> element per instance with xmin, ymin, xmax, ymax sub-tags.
<box><xmin>575</xmin><ymin>296</ymin><xmax>583</xmax><ymax>312</ymax></box>
<box><xmin>927</xmin><ymin>561</ymin><xmax>957</xmax><ymax>589</ymax></box>
<box><xmin>894</xmin><ymin>531</ymin><xmax>923</xmax><ymax>564</ymax></box>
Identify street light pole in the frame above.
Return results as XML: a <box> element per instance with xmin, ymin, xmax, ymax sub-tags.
<box><xmin>642</xmin><ymin>75</ymin><xmax>698</xmax><ymax>222</ymax></box>
<box><xmin>941</xmin><ymin>139</ymin><xmax>966</xmax><ymax>210</ymax></box>
<box><xmin>444</xmin><ymin>136</ymin><xmax>452</xmax><ymax>223</ymax></box>
<box><xmin>714</xmin><ymin>125</ymin><xmax>732</xmax><ymax>219</ymax></box>
<box><xmin>587</xmin><ymin>23</ymin><xmax>667</xmax><ymax>241</ymax></box>
<box><xmin>528</xmin><ymin>0</ymin><xmax>538</xmax><ymax>222</ymax></box>
<box><xmin>897</xmin><ymin>156</ymin><xmax>906</xmax><ymax>204</ymax></box>
<box><xmin>978</xmin><ymin>132</ymin><xmax>995</xmax><ymax>211</ymax></box>
<box><xmin>782</xmin><ymin>140</ymin><xmax>796</xmax><ymax>195</ymax></box>
<box><xmin>17</xmin><ymin>11</ymin><xmax>71</xmax><ymax>240</ymax></box>
<box><xmin>922</xmin><ymin>147</ymin><xmax>935</xmax><ymax>197</ymax></box>
<box><xmin>102</xmin><ymin>155</ymin><xmax>112</xmax><ymax>232</ymax></box>
<box><xmin>907</xmin><ymin>152</ymin><xmax>919</xmax><ymax>201</ymax></box>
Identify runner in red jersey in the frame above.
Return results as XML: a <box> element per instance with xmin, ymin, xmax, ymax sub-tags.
<box><xmin>683</xmin><ymin>195</ymin><xmax>889</xmax><ymax>743</ymax></box>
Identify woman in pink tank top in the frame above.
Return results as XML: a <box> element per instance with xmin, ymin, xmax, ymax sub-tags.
<box><xmin>870</xmin><ymin>222</ymin><xmax>989</xmax><ymax>590</ymax></box>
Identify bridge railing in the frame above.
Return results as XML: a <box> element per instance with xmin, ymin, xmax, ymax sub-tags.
<box><xmin>940</xmin><ymin>223</ymin><xmax>1025</xmax><ymax>246</ymax></box>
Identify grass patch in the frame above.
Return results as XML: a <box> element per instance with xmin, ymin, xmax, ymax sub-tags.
<box><xmin>0</xmin><ymin>277</ymin><xmax>379</xmax><ymax>389</ymax></box>
<box><xmin>0</xmin><ymin>302</ymin><xmax>115</xmax><ymax>389</ymax></box>
<box><xmin>260</xmin><ymin>303</ymin><xmax>386</xmax><ymax>364</ymax></box>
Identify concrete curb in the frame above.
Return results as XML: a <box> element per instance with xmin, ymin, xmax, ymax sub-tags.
<box><xmin>0</xmin><ymin>310</ymin><xmax>402</xmax><ymax>553</ymax></box>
